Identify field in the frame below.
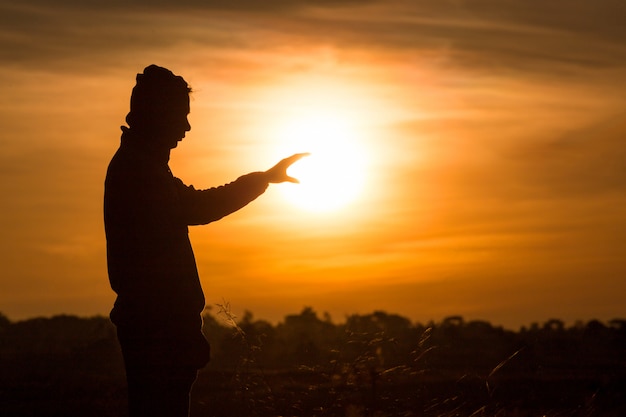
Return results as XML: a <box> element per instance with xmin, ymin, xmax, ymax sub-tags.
<box><xmin>1</xmin><ymin>310</ymin><xmax>625</xmax><ymax>416</ymax></box>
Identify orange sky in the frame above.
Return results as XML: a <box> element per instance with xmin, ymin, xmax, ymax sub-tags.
<box><xmin>1</xmin><ymin>0</ymin><xmax>625</xmax><ymax>329</ymax></box>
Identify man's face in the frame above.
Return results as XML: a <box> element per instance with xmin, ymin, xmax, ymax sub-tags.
<box><xmin>156</xmin><ymin>95</ymin><xmax>191</xmax><ymax>149</ymax></box>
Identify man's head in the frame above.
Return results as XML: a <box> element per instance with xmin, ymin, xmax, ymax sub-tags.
<box><xmin>126</xmin><ymin>65</ymin><xmax>191</xmax><ymax>149</ymax></box>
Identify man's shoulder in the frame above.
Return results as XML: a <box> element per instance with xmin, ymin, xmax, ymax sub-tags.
<box><xmin>106</xmin><ymin>146</ymin><xmax>152</xmax><ymax>175</ymax></box>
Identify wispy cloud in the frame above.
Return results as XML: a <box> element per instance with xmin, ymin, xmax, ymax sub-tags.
<box><xmin>2</xmin><ymin>0</ymin><xmax>625</xmax><ymax>76</ymax></box>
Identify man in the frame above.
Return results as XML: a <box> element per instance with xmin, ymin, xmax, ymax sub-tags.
<box><xmin>104</xmin><ymin>64</ymin><xmax>306</xmax><ymax>417</ymax></box>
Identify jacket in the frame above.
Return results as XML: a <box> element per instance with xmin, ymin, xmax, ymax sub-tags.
<box><xmin>104</xmin><ymin>130</ymin><xmax>268</xmax><ymax>337</ymax></box>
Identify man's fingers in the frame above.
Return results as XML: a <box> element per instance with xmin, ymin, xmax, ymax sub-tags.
<box><xmin>286</xmin><ymin>152</ymin><xmax>310</xmax><ymax>166</ymax></box>
<box><xmin>267</xmin><ymin>153</ymin><xmax>309</xmax><ymax>183</ymax></box>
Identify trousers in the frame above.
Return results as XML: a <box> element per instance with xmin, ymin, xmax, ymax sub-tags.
<box><xmin>116</xmin><ymin>327</ymin><xmax>210</xmax><ymax>417</ymax></box>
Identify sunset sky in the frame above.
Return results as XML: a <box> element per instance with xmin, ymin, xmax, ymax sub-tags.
<box><xmin>1</xmin><ymin>0</ymin><xmax>625</xmax><ymax>329</ymax></box>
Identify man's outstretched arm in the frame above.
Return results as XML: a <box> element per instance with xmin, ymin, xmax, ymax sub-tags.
<box><xmin>178</xmin><ymin>153</ymin><xmax>309</xmax><ymax>225</ymax></box>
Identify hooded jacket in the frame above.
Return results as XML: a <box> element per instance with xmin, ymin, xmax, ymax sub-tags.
<box><xmin>104</xmin><ymin>129</ymin><xmax>268</xmax><ymax>337</ymax></box>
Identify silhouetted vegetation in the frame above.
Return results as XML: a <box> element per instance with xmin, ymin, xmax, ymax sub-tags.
<box><xmin>1</xmin><ymin>308</ymin><xmax>625</xmax><ymax>416</ymax></box>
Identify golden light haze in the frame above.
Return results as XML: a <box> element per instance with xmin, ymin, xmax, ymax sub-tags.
<box><xmin>1</xmin><ymin>0</ymin><xmax>625</xmax><ymax>329</ymax></box>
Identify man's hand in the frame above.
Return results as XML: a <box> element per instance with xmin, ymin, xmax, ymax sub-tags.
<box><xmin>265</xmin><ymin>153</ymin><xmax>310</xmax><ymax>184</ymax></box>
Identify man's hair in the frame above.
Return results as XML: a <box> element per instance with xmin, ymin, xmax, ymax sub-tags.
<box><xmin>125</xmin><ymin>65</ymin><xmax>192</xmax><ymax>129</ymax></box>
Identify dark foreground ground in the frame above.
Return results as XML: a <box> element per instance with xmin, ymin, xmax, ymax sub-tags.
<box><xmin>3</xmin><ymin>362</ymin><xmax>626</xmax><ymax>416</ymax></box>
<box><xmin>1</xmin><ymin>311</ymin><xmax>625</xmax><ymax>416</ymax></box>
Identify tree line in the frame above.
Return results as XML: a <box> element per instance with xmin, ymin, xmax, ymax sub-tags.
<box><xmin>1</xmin><ymin>308</ymin><xmax>625</xmax><ymax>416</ymax></box>
<box><xmin>1</xmin><ymin>308</ymin><xmax>625</xmax><ymax>372</ymax></box>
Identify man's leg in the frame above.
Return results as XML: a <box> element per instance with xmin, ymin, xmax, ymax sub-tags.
<box><xmin>125</xmin><ymin>362</ymin><xmax>197</xmax><ymax>417</ymax></box>
<box><xmin>119</xmin><ymin>333</ymin><xmax>200</xmax><ymax>417</ymax></box>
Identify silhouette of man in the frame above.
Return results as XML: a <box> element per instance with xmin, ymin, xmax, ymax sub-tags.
<box><xmin>104</xmin><ymin>64</ymin><xmax>306</xmax><ymax>417</ymax></box>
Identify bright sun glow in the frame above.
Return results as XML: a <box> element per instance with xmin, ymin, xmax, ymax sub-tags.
<box><xmin>257</xmin><ymin>75</ymin><xmax>380</xmax><ymax>214</ymax></box>
<box><xmin>275</xmin><ymin>110</ymin><xmax>368</xmax><ymax>213</ymax></box>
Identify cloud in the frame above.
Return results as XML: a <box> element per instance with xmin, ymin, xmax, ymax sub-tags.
<box><xmin>510</xmin><ymin>113</ymin><xmax>626</xmax><ymax>198</ymax></box>
<box><xmin>2</xmin><ymin>0</ymin><xmax>380</xmax><ymax>12</ymax></box>
<box><xmin>2</xmin><ymin>0</ymin><xmax>625</xmax><ymax>79</ymax></box>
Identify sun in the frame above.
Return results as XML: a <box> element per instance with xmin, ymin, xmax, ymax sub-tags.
<box><xmin>274</xmin><ymin>110</ymin><xmax>368</xmax><ymax>213</ymax></box>
<box><xmin>256</xmin><ymin>75</ymin><xmax>378</xmax><ymax>214</ymax></box>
